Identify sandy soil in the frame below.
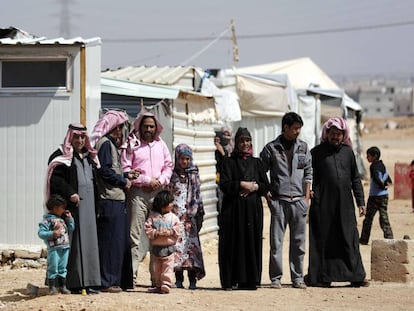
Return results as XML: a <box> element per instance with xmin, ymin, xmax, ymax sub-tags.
<box><xmin>1</xmin><ymin>117</ymin><xmax>414</xmax><ymax>311</ymax></box>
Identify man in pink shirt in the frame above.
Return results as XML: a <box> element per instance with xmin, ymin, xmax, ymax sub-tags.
<box><xmin>121</xmin><ymin>112</ymin><xmax>173</xmax><ymax>284</ymax></box>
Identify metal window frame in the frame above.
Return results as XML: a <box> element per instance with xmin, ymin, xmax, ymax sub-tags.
<box><xmin>0</xmin><ymin>56</ymin><xmax>72</xmax><ymax>93</ymax></box>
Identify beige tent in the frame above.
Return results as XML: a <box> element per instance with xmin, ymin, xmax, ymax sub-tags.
<box><xmin>238</xmin><ymin>57</ymin><xmax>340</xmax><ymax>90</ymax></box>
<box><xmin>237</xmin><ymin>57</ymin><xmax>361</xmax><ymax>118</ymax></box>
<box><xmin>235</xmin><ymin>73</ymin><xmax>293</xmax><ymax>116</ymax></box>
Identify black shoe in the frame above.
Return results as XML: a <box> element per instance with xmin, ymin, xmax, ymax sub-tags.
<box><xmin>87</xmin><ymin>288</ymin><xmax>100</xmax><ymax>294</ymax></box>
<box><xmin>304</xmin><ymin>274</ymin><xmax>329</xmax><ymax>287</ymax></box>
<box><xmin>350</xmin><ymin>280</ymin><xmax>370</xmax><ymax>287</ymax></box>
<box><xmin>57</xmin><ymin>278</ymin><xmax>71</xmax><ymax>294</ymax></box>
<box><xmin>175</xmin><ymin>281</ymin><xmax>184</xmax><ymax>289</ymax></box>
<box><xmin>101</xmin><ymin>286</ymin><xmax>122</xmax><ymax>293</ymax></box>
<box><xmin>237</xmin><ymin>282</ymin><xmax>257</xmax><ymax>290</ymax></box>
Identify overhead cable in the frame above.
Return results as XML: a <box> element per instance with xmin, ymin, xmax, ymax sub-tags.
<box><xmin>103</xmin><ymin>19</ymin><xmax>414</xmax><ymax>43</ymax></box>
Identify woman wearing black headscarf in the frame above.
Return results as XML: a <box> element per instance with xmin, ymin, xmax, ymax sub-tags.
<box><xmin>218</xmin><ymin>127</ymin><xmax>269</xmax><ymax>290</ymax></box>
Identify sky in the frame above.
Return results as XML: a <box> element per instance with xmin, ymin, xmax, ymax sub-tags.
<box><xmin>2</xmin><ymin>0</ymin><xmax>414</xmax><ymax>77</ymax></box>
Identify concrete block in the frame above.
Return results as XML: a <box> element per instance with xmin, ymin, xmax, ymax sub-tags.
<box><xmin>371</xmin><ymin>239</ymin><xmax>414</xmax><ymax>283</ymax></box>
<box><xmin>14</xmin><ymin>249</ymin><xmax>42</xmax><ymax>260</ymax></box>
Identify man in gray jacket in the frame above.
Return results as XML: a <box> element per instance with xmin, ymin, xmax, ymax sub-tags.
<box><xmin>260</xmin><ymin>112</ymin><xmax>312</xmax><ymax>289</ymax></box>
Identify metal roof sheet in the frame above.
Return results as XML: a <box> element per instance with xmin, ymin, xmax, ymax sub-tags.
<box><xmin>0</xmin><ymin>26</ymin><xmax>101</xmax><ymax>46</ymax></box>
<box><xmin>101</xmin><ymin>77</ymin><xmax>180</xmax><ymax>99</ymax></box>
<box><xmin>101</xmin><ymin>65</ymin><xmax>196</xmax><ymax>86</ymax></box>
<box><xmin>101</xmin><ymin>77</ymin><xmax>214</xmax><ymax>102</ymax></box>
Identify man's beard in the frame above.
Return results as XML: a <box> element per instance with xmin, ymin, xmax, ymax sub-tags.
<box><xmin>142</xmin><ymin>132</ymin><xmax>154</xmax><ymax>141</ymax></box>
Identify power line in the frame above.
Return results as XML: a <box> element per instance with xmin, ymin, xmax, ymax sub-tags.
<box><xmin>180</xmin><ymin>27</ymin><xmax>230</xmax><ymax>66</ymax></box>
<box><xmin>103</xmin><ymin>19</ymin><xmax>414</xmax><ymax>43</ymax></box>
<box><xmin>241</xmin><ymin>19</ymin><xmax>414</xmax><ymax>39</ymax></box>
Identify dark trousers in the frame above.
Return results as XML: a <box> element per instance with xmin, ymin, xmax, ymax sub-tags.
<box><xmin>97</xmin><ymin>200</ymin><xmax>133</xmax><ymax>289</ymax></box>
<box><xmin>175</xmin><ymin>269</ymin><xmax>197</xmax><ymax>283</ymax></box>
<box><xmin>360</xmin><ymin>195</ymin><xmax>393</xmax><ymax>244</ymax></box>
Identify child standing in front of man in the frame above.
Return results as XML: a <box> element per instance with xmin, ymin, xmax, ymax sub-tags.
<box><xmin>38</xmin><ymin>194</ymin><xmax>75</xmax><ymax>294</ymax></box>
<box><xmin>169</xmin><ymin>143</ymin><xmax>206</xmax><ymax>290</ymax></box>
<box><xmin>145</xmin><ymin>190</ymin><xmax>181</xmax><ymax>294</ymax></box>
<box><xmin>360</xmin><ymin>146</ymin><xmax>394</xmax><ymax>245</ymax></box>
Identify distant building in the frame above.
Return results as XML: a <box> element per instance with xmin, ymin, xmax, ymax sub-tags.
<box><xmin>340</xmin><ymin>75</ymin><xmax>414</xmax><ymax>118</ymax></box>
<box><xmin>358</xmin><ymin>86</ymin><xmax>395</xmax><ymax>117</ymax></box>
<box><xmin>394</xmin><ymin>87</ymin><xmax>414</xmax><ymax>116</ymax></box>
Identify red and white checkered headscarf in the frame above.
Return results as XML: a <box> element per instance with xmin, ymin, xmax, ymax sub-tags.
<box><xmin>321</xmin><ymin>116</ymin><xmax>352</xmax><ymax>147</ymax></box>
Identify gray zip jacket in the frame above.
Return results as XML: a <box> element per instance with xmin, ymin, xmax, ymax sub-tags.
<box><xmin>260</xmin><ymin>135</ymin><xmax>312</xmax><ymax>199</ymax></box>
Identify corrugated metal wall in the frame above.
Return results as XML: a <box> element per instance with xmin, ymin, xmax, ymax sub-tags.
<box><xmin>237</xmin><ymin>116</ymin><xmax>283</xmax><ymax>157</ymax></box>
<box><xmin>172</xmin><ymin>100</ymin><xmax>218</xmax><ymax>240</ymax></box>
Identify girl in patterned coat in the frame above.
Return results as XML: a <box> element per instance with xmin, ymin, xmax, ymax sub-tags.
<box><xmin>169</xmin><ymin>144</ymin><xmax>206</xmax><ymax>290</ymax></box>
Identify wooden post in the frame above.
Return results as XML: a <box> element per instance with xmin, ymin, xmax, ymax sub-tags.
<box><xmin>231</xmin><ymin>19</ymin><xmax>239</xmax><ymax>66</ymax></box>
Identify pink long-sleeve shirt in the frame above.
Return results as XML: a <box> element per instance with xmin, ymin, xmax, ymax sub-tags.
<box><xmin>121</xmin><ymin>138</ymin><xmax>173</xmax><ymax>187</ymax></box>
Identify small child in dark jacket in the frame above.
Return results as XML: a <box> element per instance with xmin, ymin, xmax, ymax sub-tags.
<box><xmin>360</xmin><ymin>146</ymin><xmax>394</xmax><ymax>245</ymax></box>
<box><xmin>38</xmin><ymin>194</ymin><xmax>75</xmax><ymax>294</ymax></box>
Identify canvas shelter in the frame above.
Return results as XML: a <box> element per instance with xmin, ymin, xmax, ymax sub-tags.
<box><xmin>206</xmin><ymin>69</ymin><xmax>292</xmax><ymax>157</ymax></box>
<box><xmin>207</xmin><ymin>57</ymin><xmax>363</xmax><ymax>159</ymax></box>
<box><xmin>236</xmin><ymin>57</ymin><xmax>362</xmax><ymax>120</ymax></box>
<box><xmin>0</xmin><ymin>27</ymin><xmax>102</xmax><ymax>246</ymax></box>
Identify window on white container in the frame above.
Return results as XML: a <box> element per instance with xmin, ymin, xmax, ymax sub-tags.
<box><xmin>0</xmin><ymin>58</ymin><xmax>71</xmax><ymax>91</ymax></box>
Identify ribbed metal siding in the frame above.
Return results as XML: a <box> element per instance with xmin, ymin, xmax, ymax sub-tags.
<box><xmin>237</xmin><ymin>116</ymin><xmax>283</xmax><ymax>157</ymax></box>
<box><xmin>101</xmin><ymin>66</ymin><xmax>196</xmax><ymax>90</ymax></box>
<box><xmin>0</xmin><ymin>88</ymin><xmax>83</xmax><ymax>245</ymax></box>
<box><xmin>172</xmin><ymin>101</ymin><xmax>218</xmax><ymax>241</ymax></box>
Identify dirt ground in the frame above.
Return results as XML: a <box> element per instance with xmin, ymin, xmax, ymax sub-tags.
<box><xmin>1</xmin><ymin>117</ymin><xmax>414</xmax><ymax>311</ymax></box>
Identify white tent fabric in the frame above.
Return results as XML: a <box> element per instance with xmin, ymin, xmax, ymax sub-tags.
<box><xmin>297</xmin><ymin>95</ymin><xmax>320</xmax><ymax>150</ymax></box>
<box><xmin>236</xmin><ymin>73</ymin><xmax>292</xmax><ymax>116</ymax></box>
<box><xmin>343</xmin><ymin>93</ymin><xmax>362</xmax><ymax>112</ymax></box>
<box><xmin>237</xmin><ymin>57</ymin><xmax>362</xmax><ymax>112</ymax></box>
<box><xmin>306</xmin><ymin>88</ymin><xmax>362</xmax><ymax>113</ymax></box>
<box><xmin>200</xmin><ymin>77</ymin><xmax>241</xmax><ymax>122</ymax></box>
<box><xmin>238</xmin><ymin>57</ymin><xmax>340</xmax><ymax>90</ymax></box>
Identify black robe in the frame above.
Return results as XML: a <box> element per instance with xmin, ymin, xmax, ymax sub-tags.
<box><xmin>218</xmin><ymin>154</ymin><xmax>269</xmax><ymax>289</ymax></box>
<box><xmin>48</xmin><ymin>149</ymin><xmax>101</xmax><ymax>289</ymax></box>
<box><xmin>307</xmin><ymin>142</ymin><xmax>366</xmax><ymax>285</ymax></box>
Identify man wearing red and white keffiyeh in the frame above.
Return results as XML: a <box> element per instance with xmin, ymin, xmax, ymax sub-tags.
<box><xmin>46</xmin><ymin>123</ymin><xmax>101</xmax><ymax>294</ymax></box>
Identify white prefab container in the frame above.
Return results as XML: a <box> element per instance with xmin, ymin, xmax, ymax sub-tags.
<box><xmin>0</xmin><ymin>35</ymin><xmax>102</xmax><ymax>246</ymax></box>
